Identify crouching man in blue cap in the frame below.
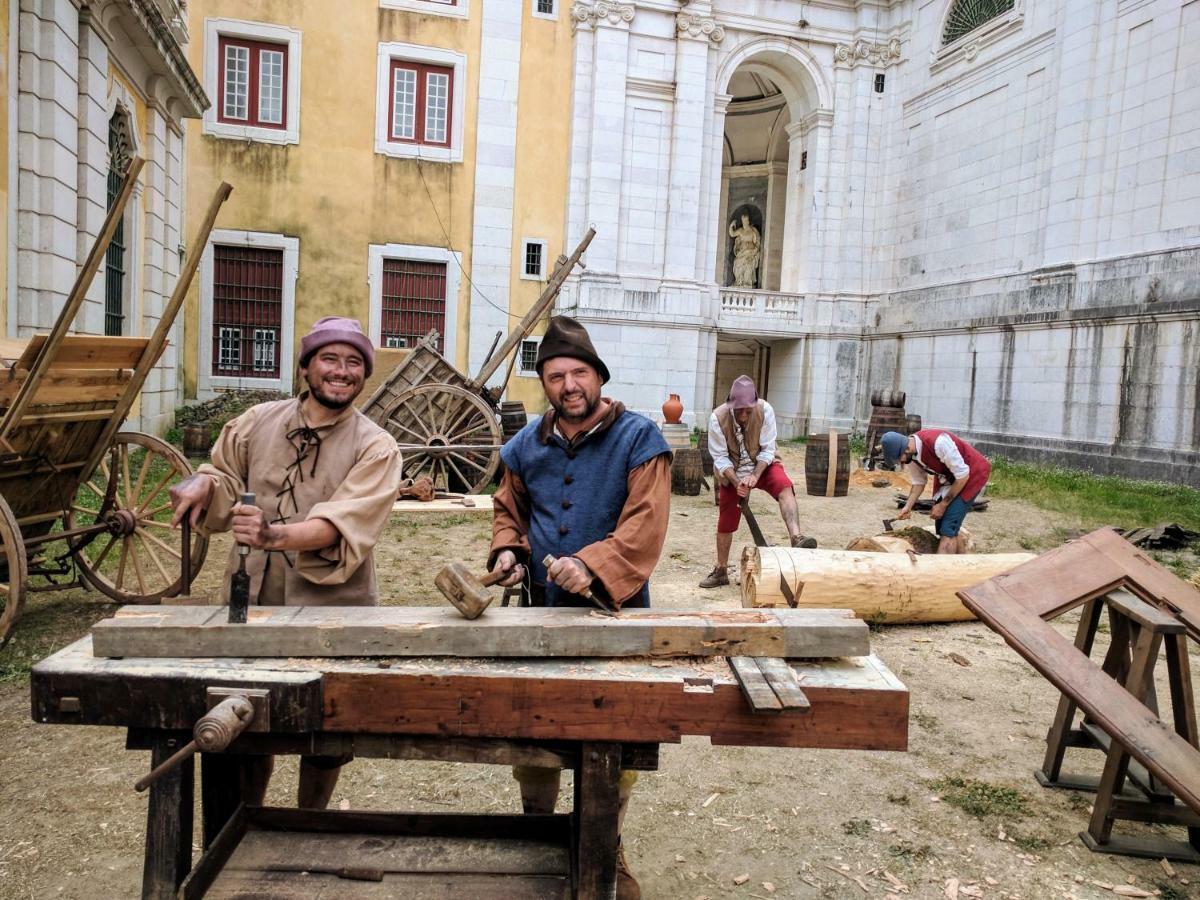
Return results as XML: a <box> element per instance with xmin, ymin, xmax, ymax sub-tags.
<box><xmin>881</xmin><ymin>428</ymin><xmax>990</xmax><ymax>554</ymax></box>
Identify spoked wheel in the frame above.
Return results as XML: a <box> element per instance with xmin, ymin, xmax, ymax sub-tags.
<box><xmin>0</xmin><ymin>493</ymin><xmax>29</xmax><ymax>649</ymax></box>
<box><xmin>384</xmin><ymin>384</ymin><xmax>502</xmax><ymax>493</ymax></box>
<box><xmin>68</xmin><ymin>432</ymin><xmax>208</xmax><ymax>603</ymax></box>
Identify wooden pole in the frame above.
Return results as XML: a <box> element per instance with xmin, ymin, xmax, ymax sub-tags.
<box><xmin>467</xmin><ymin>228</ymin><xmax>595</xmax><ymax>390</ymax></box>
<box><xmin>743</xmin><ymin>546</ymin><xmax>1035</xmax><ymax>624</ymax></box>
<box><xmin>825</xmin><ymin>428</ymin><xmax>837</xmax><ymax>497</ymax></box>
<box><xmin>83</xmin><ymin>182</ymin><xmax>232</xmax><ymax>480</ymax></box>
<box><xmin>0</xmin><ymin>156</ymin><xmax>146</xmax><ymax>441</ymax></box>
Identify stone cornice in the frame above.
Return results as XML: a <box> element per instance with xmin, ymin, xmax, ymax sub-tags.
<box><xmin>834</xmin><ymin>37</ymin><xmax>903</xmax><ymax>68</ymax></box>
<box><xmin>676</xmin><ymin>12</ymin><xmax>725</xmax><ymax>45</ymax></box>
<box><xmin>571</xmin><ymin>1</ymin><xmax>635</xmax><ymax>32</ymax></box>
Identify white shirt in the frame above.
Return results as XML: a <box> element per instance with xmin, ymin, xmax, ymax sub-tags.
<box><xmin>905</xmin><ymin>433</ymin><xmax>970</xmax><ymax>500</ymax></box>
<box><xmin>708</xmin><ymin>402</ymin><xmax>778</xmax><ymax>478</ymax></box>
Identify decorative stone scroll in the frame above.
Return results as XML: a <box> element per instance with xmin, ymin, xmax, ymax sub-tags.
<box><xmin>571</xmin><ymin>1</ymin><xmax>635</xmax><ymax>31</ymax></box>
<box><xmin>676</xmin><ymin>12</ymin><xmax>725</xmax><ymax>44</ymax></box>
<box><xmin>833</xmin><ymin>37</ymin><xmax>903</xmax><ymax>68</ymax></box>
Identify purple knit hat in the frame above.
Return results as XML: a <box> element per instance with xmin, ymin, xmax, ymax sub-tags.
<box><xmin>728</xmin><ymin>375</ymin><xmax>758</xmax><ymax>409</ymax></box>
<box><xmin>299</xmin><ymin>317</ymin><xmax>375</xmax><ymax>376</ymax></box>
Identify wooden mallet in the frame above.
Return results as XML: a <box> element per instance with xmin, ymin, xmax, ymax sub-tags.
<box><xmin>435</xmin><ymin>562</ymin><xmax>511</xmax><ymax>619</ymax></box>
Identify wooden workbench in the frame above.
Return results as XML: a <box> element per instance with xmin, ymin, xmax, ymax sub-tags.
<box><xmin>32</xmin><ymin>637</ymin><xmax>908</xmax><ymax>899</ymax></box>
<box><xmin>392</xmin><ymin>494</ymin><xmax>495</xmax><ymax>513</ymax></box>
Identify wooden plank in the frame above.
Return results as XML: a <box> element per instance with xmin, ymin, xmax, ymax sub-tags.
<box><xmin>206</xmin><ymin>871</ymin><xmax>569</xmax><ymax>899</ymax></box>
<box><xmin>14</xmin><ymin>335</ymin><xmax>148</xmax><ymax>370</ymax></box>
<box><xmin>0</xmin><ymin>368</ymin><xmax>132</xmax><ymax>406</ymax></box>
<box><xmin>392</xmin><ymin>494</ymin><xmax>495</xmax><ymax>513</ymax></box>
<box><xmin>980</xmin><ymin>527</ymin><xmax>1200</xmax><ymax>641</ymax></box>
<box><xmin>90</xmin><ymin>604</ymin><xmax>872</xmax><ymax>660</ymax></box>
<box><xmin>35</xmin><ymin>637</ymin><xmax>908</xmax><ymax>751</ymax></box>
<box><xmin>960</xmin><ymin>578</ymin><xmax>1200</xmax><ymax>813</ymax></box>
<box><xmin>755</xmin><ymin>656</ymin><xmax>812</xmax><ymax>711</ymax></box>
<box><xmin>728</xmin><ymin>656</ymin><xmax>783</xmax><ymax>713</ymax></box>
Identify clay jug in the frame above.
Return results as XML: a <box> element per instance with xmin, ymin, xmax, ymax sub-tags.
<box><xmin>662</xmin><ymin>393</ymin><xmax>683</xmax><ymax>424</ymax></box>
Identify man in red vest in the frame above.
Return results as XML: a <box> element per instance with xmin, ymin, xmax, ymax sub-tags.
<box><xmin>881</xmin><ymin>429</ymin><xmax>991</xmax><ymax>554</ymax></box>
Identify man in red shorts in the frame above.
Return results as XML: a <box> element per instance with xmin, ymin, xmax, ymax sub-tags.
<box><xmin>699</xmin><ymin>375</ymin><xmax>817</xmax><ymax>588</ymax></box>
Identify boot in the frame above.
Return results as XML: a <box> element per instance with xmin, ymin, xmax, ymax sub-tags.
<box><xmin>616</xmin><ymin>843</ymin><xmax>641</xmax><ymax>900</ymax></box>
<box><xmin>698</xmin><ymin>566</ymin><xmax>729</xmax><ymax>588</ymax></box>
<box><xmin>790</xmin><ymin>534</ymin><xmax>818</xmax><ymax>549</ymax></box>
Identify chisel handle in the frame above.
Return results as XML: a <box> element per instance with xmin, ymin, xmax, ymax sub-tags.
<box><xmin>237</xmin><ymin>491</ymin><xmax>257</xmax><ymax>557</ymax></box>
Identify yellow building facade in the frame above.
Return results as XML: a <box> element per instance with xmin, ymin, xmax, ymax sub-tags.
<box><xmin>183</xmin><ymin>0</ymin><xmax>574</xmax><ymax>413</ymax></box>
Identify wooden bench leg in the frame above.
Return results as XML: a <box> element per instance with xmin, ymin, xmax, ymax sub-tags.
<box><xmin>1164</xmin><ymin>634</ymin><xmax>1200</xmax><ymax>852</ymax></box>
<box><xmin>1039</xmin><ymin>599</ymin><xmax>1103</xmax><ymax>784</ymax></box>
<box><xmin>201</xmin><ymin>753</ymin><xmax>256</xmax><ymax>847</ymax></box>
<box><xmin>573</xmin><ymin>742</ymin><xmax>622</xmax><ymax>900</ymax></box>
<box><xmin>141</xmin><ymin>733</ymin><xmax>194</xmax><ymax>900</ymax></box>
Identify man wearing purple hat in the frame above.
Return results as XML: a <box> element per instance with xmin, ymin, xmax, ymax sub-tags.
<box><xmin>169</xmin><ymin>316</ymin><xmax>402</xmax><ymax>808</ymax></box>
<box><xmin>700</xmin><ymin>375</ymin><xmax>817</xmax><ymax>589</ymax></box>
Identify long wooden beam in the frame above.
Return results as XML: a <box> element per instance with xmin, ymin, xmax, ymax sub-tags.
<box><xmin>90</xmin><ymin>604</ymin><xmax>871</xmax><ymax>660</ymax></box>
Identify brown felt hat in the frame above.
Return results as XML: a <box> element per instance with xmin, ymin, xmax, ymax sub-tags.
<box><xmin>534</xmin><ymin>316</ymin><xmax>610</xmax><ymax>384</ymax></box>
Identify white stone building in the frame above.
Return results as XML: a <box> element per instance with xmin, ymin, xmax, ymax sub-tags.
<box><xmin>9</xmin><ymin>0</ymin><xmax>205</xmax><ymax>433</ymax></box>
<box><xmin>557</xmin><ymin>0</ymin><xmax>1200</xmax><ymax>483</ymax></box>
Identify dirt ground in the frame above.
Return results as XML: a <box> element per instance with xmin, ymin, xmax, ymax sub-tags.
<box><xmin>1</xmin><ymin>442</ymin><xmax>1198</xmax><ymax>899</ymax></box>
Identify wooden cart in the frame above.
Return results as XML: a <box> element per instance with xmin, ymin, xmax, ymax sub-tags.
<box><xmin>0</xmin><ymin>159</ymin><xmax>232</xmax><ymax>646</ymax></box>
<box><xmin>360</xmin><ymin>229</ymin><xmax>595</xmax><ymax>494</ymax></box>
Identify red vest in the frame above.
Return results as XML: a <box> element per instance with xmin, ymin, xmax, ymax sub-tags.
<box><xmin>912</xmin><ymin>429</ymin><xmax>990</xmax><ymax>501</ymax></box>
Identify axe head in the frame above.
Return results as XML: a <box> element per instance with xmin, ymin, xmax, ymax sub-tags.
<box><xmin>883</xmin><ymin>518</ymin><xmax>895</xmax><ymax>532</ymax></box>
<box><xmin>434</xmin><ymin>561</ymin><xmax>495</xmax><ymax>620</ymax></box>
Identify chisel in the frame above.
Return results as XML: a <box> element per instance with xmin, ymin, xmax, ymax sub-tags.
<box><xmin>229</xmin><ymin>491</ymin><xmax>256</xmax><ymax>624</ymax></box>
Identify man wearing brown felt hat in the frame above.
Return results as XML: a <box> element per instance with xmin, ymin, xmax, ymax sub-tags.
<box><xmin>488</xmin><ymin>315</ymin><xmax>671</xmax><ymax>899</ymax></box>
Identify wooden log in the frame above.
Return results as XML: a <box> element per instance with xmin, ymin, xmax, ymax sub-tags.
<box><xmin>91</xmin><ymin>604</ymin><xmax>871</xmax><ymax>660</ymax></box>
<box><xmin>742</xmin><ymin>547</ymin><xmax>1035</xmax><ymax>624</ymax></box>
<box><xmin>845</xmin><ymin>525</ymin><xmax>973</xmax><ymax>555</ymax></box>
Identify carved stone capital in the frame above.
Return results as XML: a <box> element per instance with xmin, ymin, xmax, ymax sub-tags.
<box><xmin>571</xmin><ymin>1</ymin><xmax>635</xmax><ymax>32</ymax></box>
<box><xmin>676</xmin><ymin>12</ymin><xmax>724</xmax><ymax>44</ymax></box>
<box><xmin>834</xmin><ymin>37</ymin><xmax>903</xmax><ymax>68</ymax></box>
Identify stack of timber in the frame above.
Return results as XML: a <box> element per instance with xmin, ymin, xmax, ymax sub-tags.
<box><xmin>91</xmin><ymin>605</ymin><xmax>871</xmax><ymax>660</ymax></box>
<box><xmin>742</xmin><ymin>546</ymin><xmax>1034</xmax><ymax>623</ymax></box>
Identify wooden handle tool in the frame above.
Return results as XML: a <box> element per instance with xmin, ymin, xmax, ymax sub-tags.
<box><xmin>542</xmin><ymin>554</ymin><xmax>617</xmax><ymax>616</ymax></box>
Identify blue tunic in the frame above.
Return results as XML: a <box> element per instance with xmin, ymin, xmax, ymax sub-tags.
<box><xmin>500</xmin><ymin>407</ymin><xmax>670</xmax><ymax>608</ymax></box>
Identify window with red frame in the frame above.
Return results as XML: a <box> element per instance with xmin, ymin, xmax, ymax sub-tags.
<box><xmin>212</xmin><ymin>245</ymin><xmax>284</xmax><ymax>378</ymax></box>
<box><xmin>218</xmin><ymin>36</ymin><xmax>288</xmax><ymax>129</ymax></box>
<box><xmin>389</xmin><ymin>60</ymin><xmax>453</xmax><ymax>147</ymax></box>
<box><xmin>381</xmin><ymin>259</ymin><xmax>447</xmax><ymax>351</ymax></box>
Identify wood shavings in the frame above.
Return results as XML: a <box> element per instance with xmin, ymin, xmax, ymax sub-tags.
<box><xmin>823</xmin><ymin>865</ymin><xmax>868</xmax><ymax>894</ymax></box>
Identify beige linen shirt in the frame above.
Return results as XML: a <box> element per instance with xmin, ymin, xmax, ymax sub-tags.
<box><xmin>197</xmin><ymin>394</ymin><xmax>402</xmax><ymax>606</ymax></box>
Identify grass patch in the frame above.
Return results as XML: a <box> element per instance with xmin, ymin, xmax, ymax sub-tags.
<box><xmin>988</xmin><ymin>458</ymin><xmax>1200</xmax><ymax>531</ymax></box>
<box><xmin>841</xmin><ymin>818</ymin><xmax>871</xmax><ymax>837</ymax></box>
<box><xmin>886</xmin><ymin>841</ymin><xmax>932</xmax><ymax>865</ymax></box>
<box><xmin>930</xmin><ymin>776</ymin><xmax>1028</xmax><ymax>818</ymax></box>
<box><xmin>887</xmin><ymin>793</ymin><xmax>910</xmax><ymax>806</ymax></box>
<box><xmin>1011</xmin><ymin>833</ymin><xmax>1050</xmax><ymax>853</ymax></box>
<box><xmin>1157</xmin><ymin>883</ymin><xmax>1187</xmax><ymax>900</ymax></box>
<box><xmin>0</xmin><ymin>592</ymin><xmax>115</xmax><ymax>685</ymax></box>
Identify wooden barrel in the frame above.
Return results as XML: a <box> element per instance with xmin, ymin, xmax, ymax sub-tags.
<box><xmin>866</xmin><ymin>405</ymin><xmax>908</xmax><ymax>447</ymax></box>
<box><xmin>499</xmin><ymin>401</ymin><xmax>527</xmax><ymax>443</ymax></box>
<box><xmin>869</xmin><ymin>389</ymin><xmax>906</xmax><ymax>408</ymax></box>
<box><xmin>671</xmin><ymin>448</ymin><xmax>705</xmax><ymax>496</ymax></box>
<box><xmin>804</xmin><ymin>433</ymin><xmax>849</xmax><ymax>497</ymax></box>
<box><xmin>182</xmin><ymin>424</ymin><xmax>212</xmax><ymax>458</ymax></box>
<box><xmin>699</xmin><ymin>441</ymin><xmax>713</xmax><ymax>476</ymax></box>
<box><xmin>906</xmin><ymin>414</ymin><xmax>922</xmax><ymax>434</ymax></box>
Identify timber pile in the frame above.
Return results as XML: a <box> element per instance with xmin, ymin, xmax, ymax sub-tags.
<box><xmin>742</xmin><ymin>547</ymin><xmax>1034</xmax><ymax>624</ymax></box>
<box><xmin>91</xmin><ymin>605</ymin><xmax>871</xmax><ymax>660</ymax></box>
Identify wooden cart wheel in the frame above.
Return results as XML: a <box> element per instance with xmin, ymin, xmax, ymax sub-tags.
<box><xmin>68</xmin><ymin>432</ymin><xmax>209</xmax><ymax>603</ymax></box>
<box><xmin>385</xmin><ymin>383</ymin><xmax>502</xmax><ymax>493</ymax></box>
<box><xmin>0</xmin><ymin>493</ymin><xmax>29</xmax><ymax>649</ymax></box>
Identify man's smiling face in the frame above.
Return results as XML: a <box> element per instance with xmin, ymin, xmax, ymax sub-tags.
<box><xmin>302</xmin><ymin>342</ymin><xmax>366</xmax><ymax>410</ymax></box>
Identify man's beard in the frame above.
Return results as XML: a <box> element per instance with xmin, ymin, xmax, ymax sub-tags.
<box><xmin>307</xmin><ymin>375</ymin><xmax>359</xmax><ymax>410</ymax></box>
<box><xmin>551</xmin><ymin>390</ymin><xmax>599</xmax><ymax>424</ymax></box>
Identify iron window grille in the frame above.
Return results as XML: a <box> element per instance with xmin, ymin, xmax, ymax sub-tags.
<box><xmin>519</xmin><ymin>339</ymin><xmax>540</xmax><ymax>374</ymax></box>
<box><xmin>942</xmin><ymin>0</ymin><xmax>1015</xmax><ymax>46</ymax></box>
<box><xmin>536</xmin><ymin>0</ymin><xmax>555</xmax><ymax>13</ymax></box>
<box><xmin>524</xmin><ymin>241</ymin><xmax>544</xmax><ymax>278</ymax></box>
<box><xmin>211</xmin><ymin>245</ymin><xmax>284</xmax><ymax>378</ymax></box>
<box><xmin>381</xmin><ymin>258</ymin><xmax>448</xmax><ymax>351</ymax></box>
<box><xmin>104</xmin><ymin>115</ymin><xmax>128</xmax><ymax>337</ymax></box>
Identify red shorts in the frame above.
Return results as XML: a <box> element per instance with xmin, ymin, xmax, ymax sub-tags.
<box><xmin>717</xmin><ymin>462</ymin><xmax>794</xmax><ymax>533</ymax></box>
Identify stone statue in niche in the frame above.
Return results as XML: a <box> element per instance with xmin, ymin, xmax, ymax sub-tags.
<box><xmin>727</xmin><ymin>211</ymin><xmax>762</xmax><ymax>289</ymax></box>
